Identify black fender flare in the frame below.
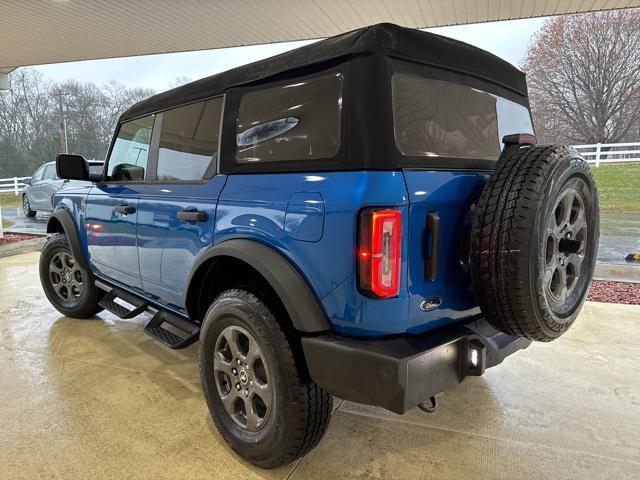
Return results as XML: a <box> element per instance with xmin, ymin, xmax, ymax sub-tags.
<box><xmin>186</xmin><ymin>239</ymin><xmax>331</xmax><ymax>333</ymax></box>
<box><xmin>47</xmin><ymin>209</ymin><xmax>89</xmax><ymax>270</ymax></box>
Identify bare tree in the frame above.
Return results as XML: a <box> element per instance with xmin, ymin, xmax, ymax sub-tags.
<box><xmin>0</xmin><ymin>69</ymin><xmax>55</xmax><ymax>175</ymax></box>
<box><xmin>523</xmin><ymin>9</ymin><xmax>640</xmax><ymax>144</ymax></box>
<box><xmin>0</xmin><ymin>69</ymin><xmax>155</xmax><ymax>176</ymax></box>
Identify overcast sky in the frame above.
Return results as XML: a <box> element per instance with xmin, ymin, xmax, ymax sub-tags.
<box><xmin>34</xmin><ymin>17</ymin><xmax>545</xmax><ymax>92</ymax></box>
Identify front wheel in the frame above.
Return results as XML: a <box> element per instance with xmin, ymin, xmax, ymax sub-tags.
<box><xmin>199</xmin><ymin>289</ymin><xmax>333</xmax><ymax>468</ymax></box>
<box><xmin>22</xmin><ymin>195</ymin><xmax>36</xmax><ymax>217</ymax></box>
<box><xmin>39</xmin><ymin>234</ymin><xmax>104</xmax><ymax>318</ymax></box>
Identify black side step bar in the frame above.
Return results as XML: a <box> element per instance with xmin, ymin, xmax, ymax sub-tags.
<box><xmin>98</xmin><ymin>286</ymin><xmax>148</xmax><ymax>319</ymax></box>
<box><xmin>144</xmin><ymin>310</ymin><xmax>200</xmax><ymax>349</ymax></box>
<box><xmin>95</xmin><ymin>280</ymin><xmax>200</xmax><ymax>350</ymax></box>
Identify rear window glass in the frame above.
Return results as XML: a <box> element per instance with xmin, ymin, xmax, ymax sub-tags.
<box><xmin>392</xmin><ymin>74</ymin><xmax>533</xmax><ymax>160</ymax></box>
<box><xmin>156</xmin><ymin>97</ymin><xmax>223</xmax><ymax>181</ymax></box>
<box><xmin>235</xmin><ymin>72</ymin><xmax>343</xmax><ymax>164</ymax></box>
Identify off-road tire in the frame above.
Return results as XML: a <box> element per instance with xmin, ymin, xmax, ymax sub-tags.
<box><xmin>22</xmin><ymin>195</ymin><xmax>36</xmax><ymax>217</ymax></box>
<box><xmin>199</xmin><ymin>289</ymin><xmax>333</xmax><ymax>468</ymax></box>
<box><xmin>470</xmin><ymin>145</ymin><xmax>599</xmax><ymax>341</ymax></box>
<box><xmin>39</xmin><ymin>234</ymin><xmax>104</xmax><ymax>318</ymax></box>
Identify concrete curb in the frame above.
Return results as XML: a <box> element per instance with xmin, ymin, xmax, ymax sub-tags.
<box><xmin>3</xmin><ymin>229</ymin><xmax>47</xmax><ymax>236</ymax></box>
<box><xmin>0</xmin><ymin>237</ymin><xmax>46</xmax><ymax>259</ymax></box>
<box><xmin>594</xmin><ymin>263</ymin><xmax>640</xmax><ymax>283</ymax></box>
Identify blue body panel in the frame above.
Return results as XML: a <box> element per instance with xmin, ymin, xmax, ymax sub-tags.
<box><xmin>402</xmin><ymin>171</ymin><xmax>486</xmax><ymax>333</ymax></box>
<box><xmin>85</xmin><ymin>183</ymin><xmax>144</xmax><ymax>289</ymax></box>
<box><xmin>54</xmin><ymin>169</ymin><xmax>487</xmax><ymax>337</ymax></box>
<box><xmin>214</xmin><ymin>171</ymin><xmax>409</xmax><ymax>335</ymax></box>
<box><xmin>137</xmin><ymin>177</ymin><xmax>227</xmax><ymax>310</ymax></box>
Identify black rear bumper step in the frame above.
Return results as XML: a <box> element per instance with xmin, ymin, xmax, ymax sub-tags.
<box><xmin>301</xmin><ymin>317</ymin><xmax>531</xmax><ymax>414</ymax></box>
<box><xmin>95</xmin><ymin>279</ymin><xmax>199</xmax><ymax>349</ymax></box>
<box><xmin>144</xmin><ymin>310</ymin><xmax>200</xmax><ymax>350</ymax></box>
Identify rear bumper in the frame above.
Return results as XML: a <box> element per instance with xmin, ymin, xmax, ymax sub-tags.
<box><xmin>301</xmin><ymin>317</ymin><xmax>531</xmax><ymax>414</ymax></box>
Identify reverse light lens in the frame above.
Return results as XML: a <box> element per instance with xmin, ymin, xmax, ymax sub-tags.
<box><xmin>470</xmin><ymin>348</ymin><xmax>479</xmax><ymax>368</ymax></box>
<box><xmin>358</xmin><ymin>208</ymin><xmax>402</xmax><ymax>298</ymax></box>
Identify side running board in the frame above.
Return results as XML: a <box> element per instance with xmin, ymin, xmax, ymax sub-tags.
<box><xmin>95</xmin><ymin>280</ymin><xmax>200</xmax><ymax>350</ymax></box>
<box><xmin>144</xmin><ymin>310</ymin><xmax>200</xmax><ymax>349</ymax></box>
<box><xmin>98</xmin><ymin>288</ymin><xmax>148</xmax><ymax>319</ymax></box>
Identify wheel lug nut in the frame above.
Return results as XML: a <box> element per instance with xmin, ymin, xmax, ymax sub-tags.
<box><xmin>565</xmin><ymin>233</ymin><xmax>571</xmax><ymax>239</ymax></box>
<box><xmin>235</xmin><ymin>383</ymin><xmax>241</xmax><ymax>391</ymax></box>
<box><xmin>250</xmin><ymin>380</ymin><xmax>253</xmax><ymax>385</ymax></box>
<box><xmin>232</xmin><ymin>368</ymin><xmax>237</xmax><ymax>375</ymax></box>
<box><xmin>244</xmin><ymin>389</ymin><xmax>249</xmax><ymax>397</ymax></box>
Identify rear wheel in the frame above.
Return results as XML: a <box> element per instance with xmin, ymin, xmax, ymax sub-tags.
<box><xmin>22</xmin><ymin>195</ymin><xmax>36</xmax><ymax>217</ymax></box>
<box><xmin>470</xmin><ymin>145</ymin><xmax>599</xmax><ymax>341</ymax></box>
<box><xmin>39</xmin><ymin>234</ymin><xmax>104</xmax><ymax>318</ymax></box>
<box><xmin>199</xmin><ymin>289</ymin><xmax>332</xmax><ymax>468</ymax></box>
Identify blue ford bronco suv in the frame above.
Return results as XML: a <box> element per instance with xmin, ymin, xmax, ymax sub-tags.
<box><xmin>40</xmin><ymin>24</ymin><xmax>599</xmax><ymax>468</ymax></box>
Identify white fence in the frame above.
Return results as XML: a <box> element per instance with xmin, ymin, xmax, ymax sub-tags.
<box><xmin>572</xmin><ymin>142</ymin><xmax>640</xmax><ymax>167</ymax></box>
<box><xmin>0</xmin><ymin>176</ymin><xmax>30</xmax><ymax>194</ymax></box>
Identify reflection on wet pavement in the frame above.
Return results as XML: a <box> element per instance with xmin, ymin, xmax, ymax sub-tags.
<box><xmin>1</xmin><ymin>206</ymin><xmax>49</xmax><ymax>235</ymax></box>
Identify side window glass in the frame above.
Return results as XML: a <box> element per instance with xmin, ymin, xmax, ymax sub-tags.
<box><xmin>44</xmin><ymin>164</ymin><xmax>57</xmax><ymax>180</ymax></box>
<box><xmin>235</xmin><ymin>72</ymin><xmax>343</xmax><ymax>164</ymax></box>
<box><xmin>88</xmin><ymin>163</ymin><xmax>104</xmax><ymax>176</ymax></box>
<box><xmin>156</xmin><ymin>97</ymin><xmax>223</xmax><ymax>181</ymax></box>
<box><xmin>32</xmin><ymin>166</ymin><xmax>45</xmax><ymax>182</ymax></box>
<box><xmin>107</xmin><ymin>115</ymin><xmax>154</xmax><ymax>182</ymax></box>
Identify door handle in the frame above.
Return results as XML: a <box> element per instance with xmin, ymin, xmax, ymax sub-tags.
<box><xmin>177</xmin><ymin>210</ymin><xmax>208</xmax><ymax>222</ymax></box>
<box><xmin>114</xmin><ymin>204</ymin><xmax>136</xmax><ymax>215</ymax></box>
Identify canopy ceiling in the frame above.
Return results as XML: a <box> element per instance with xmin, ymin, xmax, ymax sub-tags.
<box><xmin>1</xmin><ymin>0</ymin><xmax>638</xmax><ymax>86</ymax></box>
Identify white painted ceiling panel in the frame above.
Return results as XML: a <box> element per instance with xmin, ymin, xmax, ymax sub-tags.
<box><xmin>0</xmin><ymin>0</ymin><xmax>638</xmax><ymax>71</ymax></box>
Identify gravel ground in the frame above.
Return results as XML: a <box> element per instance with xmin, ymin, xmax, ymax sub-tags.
<box><xmin>588</xmin><ymin>280</ymin><xmax>640</xmax><ymax>305</ymax></box>
<box><xmin>0</xmin><ymin>234</ymin><xmax>38</xmax><ymax>246</ymax></box>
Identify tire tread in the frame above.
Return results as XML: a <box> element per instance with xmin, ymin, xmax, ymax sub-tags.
<box><xmin>470</xmin><ymin>145</ymin><xmax>598</xmax><ymax>341</ymax></box>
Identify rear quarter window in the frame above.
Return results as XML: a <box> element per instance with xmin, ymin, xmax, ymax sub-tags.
<box><xmin>392</xmin><ymin>74</ymin><xmax>533</xmax><ymax>161</ymax></box>
<box><xmin>235</xmin><ymin>72</ymin><xmax>343</xmax><ymax>164</ymax></box>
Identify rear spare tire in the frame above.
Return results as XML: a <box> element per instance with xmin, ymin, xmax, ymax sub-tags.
<box><xmin>470</xmin><ymin>145</ymin><xmax>599</xmax><ymax>341</ymax></box>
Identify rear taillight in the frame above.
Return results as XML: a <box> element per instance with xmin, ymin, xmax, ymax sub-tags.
<box><xmin>358</xmin><ymin>208</ymin><xmax>402</xmax><ymax>298</ymax></box>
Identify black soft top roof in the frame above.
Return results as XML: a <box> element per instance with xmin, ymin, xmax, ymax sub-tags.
<box><xmin>120</xmin><ymin>22</ymin><xmax>526</xmax><ymax>122</ymax></box>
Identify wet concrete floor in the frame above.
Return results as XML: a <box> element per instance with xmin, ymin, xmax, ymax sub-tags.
<box><xmin>0</xmin><ymin>252</ymin><xmax>639</xmax><ymax>479</ymax></box>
